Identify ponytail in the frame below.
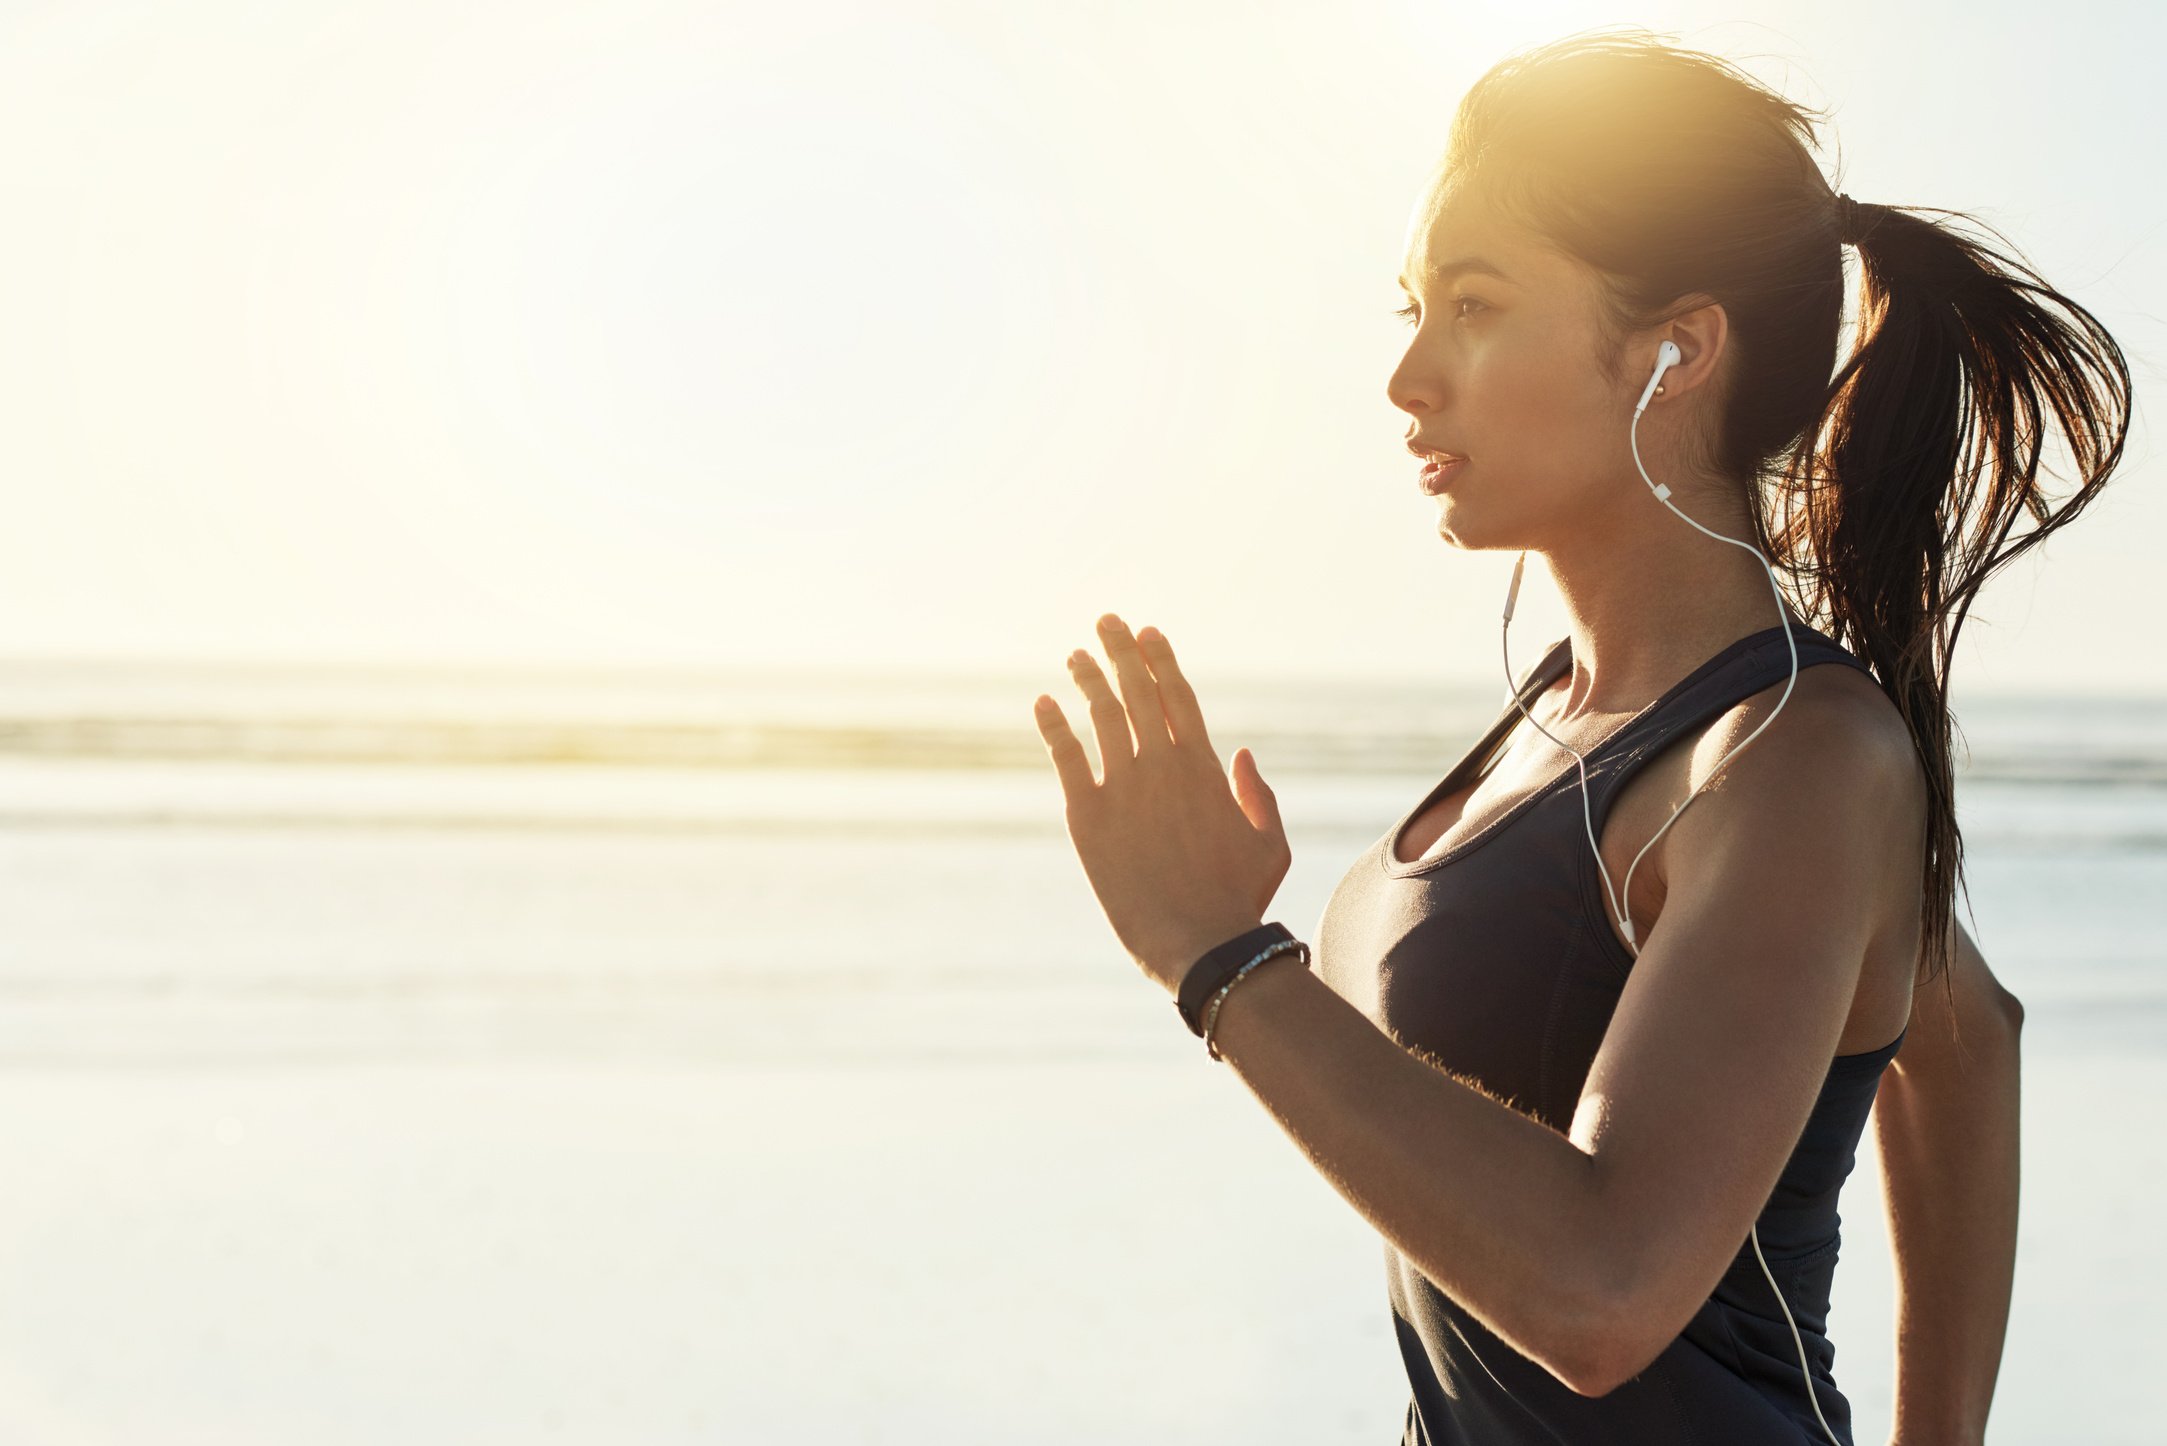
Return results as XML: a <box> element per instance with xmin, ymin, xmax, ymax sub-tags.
<box><xmin>1775</xmin><ymin>200</ymin><xmax>2132</xmax><ymax>992</ymax></box>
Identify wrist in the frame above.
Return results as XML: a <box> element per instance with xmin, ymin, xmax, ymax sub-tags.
<box><xmin>1202</xmin><ymin>945</ymin><xmax>1312</xmax><ymax>1061</ymax></box>
<box><xmin>1160</xmin><ymin>913</ymin><xmax>1268</xmax><ymax>999</ymax></box>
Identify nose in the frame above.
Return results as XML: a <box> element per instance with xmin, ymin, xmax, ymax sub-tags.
<box><xmin>1387</xmin><ymin>349</ymin><xmax>1440</xmax><ymax>422</ymax></box>
<box><xmin>1378</xmin><ymin>338</ymin><xmax>1447</xmax><ymax>427</ymax></box>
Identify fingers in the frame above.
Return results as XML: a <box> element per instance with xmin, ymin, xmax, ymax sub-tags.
<box><xmin>1135</xmin><ymin>625</ymin><xmax>1214</xmax><ymax>755</ymax></box>
<box><xmin>1034</xmin><ymin>616</ymin><xmax>1184</xmax><ymax>800</ymax></box>
<box><xmin>1066</xmin><ymin>647</ymin><xmax>1140</xmax><ymax>776</ymax></box>
<box><xmin>1091</xmin><ymin>615</ymin><xmax>1171</xmax><ymax>756</ymax></box>
<box><xmin>1032</xmin><ymin>694</ymin><xmax>1098</xmax><ymax>800</ymax></box>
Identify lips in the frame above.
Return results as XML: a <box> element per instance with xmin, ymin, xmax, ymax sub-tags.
<box><xmin>1418</xmin><ymin>455</ymin><xmax>1467</xmax><ymax>495</ymax></box>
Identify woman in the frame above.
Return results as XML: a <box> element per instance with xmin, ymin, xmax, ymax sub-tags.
<box><xmin>1030</xmin><ymin>30</ymin><xmax>2128</xmax><ymax>1446</ymax></box>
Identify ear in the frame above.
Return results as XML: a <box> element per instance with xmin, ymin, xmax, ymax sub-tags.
<box><xmin>1645</xmin><ymin>295</ymin><xmax>1729</xmax><ymax>405</ymax></box>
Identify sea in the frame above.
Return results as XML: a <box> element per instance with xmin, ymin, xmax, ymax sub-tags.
<box><xmin>0</xmin><ymin>656</ymin><xmax>2156</xmax><ymax>1444</ymax></box>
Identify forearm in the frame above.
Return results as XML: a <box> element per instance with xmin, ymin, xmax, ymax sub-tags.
<box><xmin>1873</xmin><ymin>1000</ymin><xmax>2022</xmax><ymax>1445</ymax></box>
<box><xmin>1205</xmin><ymin>957</ymin><xmax>1617</xmax><ymax>1392</ymax></box>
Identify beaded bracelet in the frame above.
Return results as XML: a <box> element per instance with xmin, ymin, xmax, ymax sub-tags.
<box><xmin>1202</xmin><ymin>937</ymin><xmax>1311</xmax><ymax>1061</ymax></box>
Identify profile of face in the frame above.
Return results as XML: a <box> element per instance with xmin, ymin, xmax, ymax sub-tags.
<box><xmin>1388</xmin><ymin>179</ymin><xmax>1662</xmax><ymax>553</ymax></box>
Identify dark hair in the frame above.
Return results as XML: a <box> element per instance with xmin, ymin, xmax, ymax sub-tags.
<box><xmin>1438</xmin><ymin>29</ymin><xmax>2134</xmax><ymax>1010</ymax></box>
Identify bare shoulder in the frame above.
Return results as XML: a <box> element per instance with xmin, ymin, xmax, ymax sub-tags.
<box><xmin>1664</xmin><ymin>654</ymin><xmax>1924</xmax><ymax>962</ymax></box>
<box><xmin>1686</xmin><ymin>656</ymin><xmax>1921</xmax><ymax>807</ymax></box>
<box><xmin>1656</xmin><ymin>655</ymin><xmax>1926</xmax><ymax>909</ymax></box>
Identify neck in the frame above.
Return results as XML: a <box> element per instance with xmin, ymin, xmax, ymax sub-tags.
<box><xmin>1530</xmin><ymin>490</ymin><xmax>1795</xmax><ymax>720</ymax></box>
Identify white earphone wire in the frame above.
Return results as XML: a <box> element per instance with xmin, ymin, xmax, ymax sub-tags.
<box><xmin>1494</xmin><ymin>357</ymin><xmax>1841</xmax><ymax>1446</ymax></box>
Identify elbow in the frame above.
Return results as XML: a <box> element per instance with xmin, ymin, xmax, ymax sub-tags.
<box><xmin>1563</xmin><ymin>1354</ymin><xmax>1629</xmax><ymax>1401</ymax></box>
<box><xmin>1555</xmin><ymin>1233</ymin><xmax>1709</xmax><ymax>1397</ymax></box>
<box><xmin>1564</xmin><ymin>1325</ymin><xmax>1664</xmax><ymax>1400</ymax></box>
<box><xmin>1563</xmin><ymin>1337</ymin><xmax>1653</xmax><ymax>1401</ymax></box>
<box><xmin>1549</xmin><ymin>1184</ymin><xmax>1672</xmax><ymax>1397</ymax></box>
<box><xmin>1553</xmin><ymin>1281</ymin><xmax>1661</xmax><ymax>1399</ymax></box>
<box><xmin>1569</xmin><ymin>1294</ymin><xmax>1712</xmax><ymax>1398</ymax></box>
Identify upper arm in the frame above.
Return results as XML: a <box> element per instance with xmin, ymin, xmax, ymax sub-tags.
<box><xmin>1887</xmin><ymin>918</ymin><xmax>2023</xmax><ymax>1084</ymax></box>
<box><xmin>1563</xmin><ymin>686</ymin><xmax>1919</xmax><ymax>1390</ymax></box>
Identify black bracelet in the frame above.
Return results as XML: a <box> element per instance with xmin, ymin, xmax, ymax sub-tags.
<box><xmin>1175</xmin><ymin>922</ymin><xmax>1296</xmax><ymax>1037</ymax></box>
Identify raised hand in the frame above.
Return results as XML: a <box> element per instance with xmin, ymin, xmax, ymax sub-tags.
<box><xmin>1032</xmin><ymin>613</ymin><xmax>1292</xmax><ymax>995</ymax></box>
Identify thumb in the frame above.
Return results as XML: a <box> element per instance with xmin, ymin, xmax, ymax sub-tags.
<box><xmin>1230</xmin><ymin>747</ymin><xmax>1285</xmax><ymax>839</ymax></box>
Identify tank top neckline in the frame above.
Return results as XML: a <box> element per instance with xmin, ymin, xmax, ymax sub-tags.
<box><xmin>1379</xmin><ymin>617</ymin><xmax>1910</xmax><ymax>1065</ymax></box>
<box><xmin>1382</xmin><ymin>618</ymin><xmax>1822</xmax><ymax>878</ymax></box>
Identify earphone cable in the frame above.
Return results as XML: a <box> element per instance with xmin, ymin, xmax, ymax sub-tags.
<box><xmin>1494</xmin><ymin>377</ymin><xmax>1837</xmax><ymax>1446</ymax></box>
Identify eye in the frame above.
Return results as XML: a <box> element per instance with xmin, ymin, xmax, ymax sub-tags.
<box><xmin>1393</xmin><ymin>296</ymin><xmax>1489</xmax><ymax>326</ymax></box>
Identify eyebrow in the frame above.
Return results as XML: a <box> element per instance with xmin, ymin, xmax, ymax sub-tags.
<box><xmin>1397</xmin><ymin>255</ymin><xmax>1515</xmax><ymax>290</ymax></box>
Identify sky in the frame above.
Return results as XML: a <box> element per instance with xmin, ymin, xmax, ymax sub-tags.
<box><xmin>0</xmin><ymin>0</ymin><xmax>2158</xmax><ymax>697</ymax></box>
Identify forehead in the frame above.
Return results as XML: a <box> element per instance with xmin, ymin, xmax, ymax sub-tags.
<box><xmin>1398</xmin><ymin>184</ymin><xmax>1549</xmax><ymax>291</ymax></box>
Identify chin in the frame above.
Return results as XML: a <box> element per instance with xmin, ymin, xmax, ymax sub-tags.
<box><xmin>1433</xmin><ymin>487</ymin><xmax>1556</xmax><ymax>554</ymax></box>
<box><xmin>1432</xmin><ymin>507</ymin><xmax>1520</xmax><ymax>553</ymax></box>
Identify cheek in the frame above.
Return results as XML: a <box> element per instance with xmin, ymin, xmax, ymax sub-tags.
<box><xmin>1467</xmin><ymin>362</ymin><xmax>1620</xmax><ymax>520</ymax></box>
<box><xmin>1467</xmin><ymin>321</ymin><xmax>1566</xmax><ymax>406</ymax></box>
<box><xmin>1492</xmin><ymin>340</ymin><xmax>1615</xmax><ymax>451</ymax></box>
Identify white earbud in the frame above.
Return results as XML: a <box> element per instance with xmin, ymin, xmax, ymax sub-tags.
<box><xmin>1633</xmin><ymin>338</ymin><xmax>1682</xmax><ymax>417</ymax></box>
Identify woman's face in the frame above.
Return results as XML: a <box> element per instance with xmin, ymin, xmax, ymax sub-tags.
<box><xmin>1387</xmin><ymin>182</ymin><xmax>1645</xmax><ymax>553</ymax></box>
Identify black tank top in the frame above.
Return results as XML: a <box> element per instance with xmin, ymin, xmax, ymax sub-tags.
<box><xmin>1312</xmin><ymin>619</ymin><xmax>1907</xmax><ymax>1446</ymax></box>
